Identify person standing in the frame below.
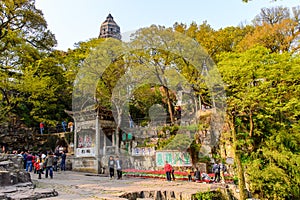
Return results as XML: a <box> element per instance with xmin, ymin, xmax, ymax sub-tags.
<box><xmin>60</xmin><ymin>151</ymin><xmax>66</xmax><ymax>171</ymax></box>
<box><xmin>40</xmin><ymin>122</ymin><xmax>44</xmax><ymax>134</ymax></box>
<box><xmin>53</xmin><ymin>154</ymin><xmax>58</xmax><ymax>171</ymax></box>
<box><xmin>171</xmin><ymin>166</ymin><xmax>175</xmax><ymax>181</ymax></box>
<box><xmin>194</xmin><ymin>167</ymin><xmax>201</xmax><ymax>182</ymax></box>
<box><xmin>187</xmin><ymin>167</ymin><xmax>193</xmax><ymax>182</ymax></box>
<box><xmin>25</xmin><ymin>151</ymin><xmax>33</xmax><ymax>172</ymax></box>
<box><xmin>213</xmin><ymin>163</ymin><xmax>221</xmax><ymax>182</ymax></box>
<box><xmin>44</xmin><ymin>152</ymin><xmax>54</xmax><ymax>179</ymax></box>
<box><xmin>61</xmin><ymin>120</ymin><xmax>67</xmax><ymax>132</ymax></box>
<box><xmin>115</xmin><ymin>156</ymin><xmax>123</xmax><ymax>180</ymax></box>
<box><xmin>220</xmin><ymin>162</ymin><xmax>227</xmax><ymax>184</ymax></box>
<box><xmin>68</xmin><ymin>121</ymin><xmax>74</xmax><ymax>132</ymax></box>
<box><xmin>35</xmin><ymin>156</ymin><xmax>43</xmax><ymax>179</ymax></box>
<box><xmin>108</xmin><ymin>156</ymin><xmax>115</xmax><ymax>179</ymax></box>
<box><xmin>164</xmin><ymin>161</ymin><xmax>172</xmax><ymax>182</ymax></box>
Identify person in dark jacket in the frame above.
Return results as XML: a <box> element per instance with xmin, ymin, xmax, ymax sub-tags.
<box><xmin>194</xmin><ymin>168</ymin><xmax>201</xmax><ymax>182</ymax></box>
<box><xmin>108</xmin><ymin>156</ymin><xmax>115</xmax><ymax>179</ymax></box>
<box><xmin>44</xmin><ymin>152</ymin><xmax>54</xmax><ymax>178</ymax></box>
<box><xmin>60</xmin><ymin>151</ymin><xmax>67</xmax><ymax>171</ymax></box>
<box><xmin>213</xmin><ymin>163</ymin><xmax>221</xmax><ymax>182</ymax></box>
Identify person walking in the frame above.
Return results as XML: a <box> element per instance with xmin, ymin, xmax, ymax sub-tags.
<box><xmin>60</xmin><ymin>151</ymin><xmax>66</xmax><ymax>171</ymax></box>
<box><xmin>164</xmin><ymin>161</ymin><xmax>172</xmax><ymax>182</ymax></box>
<box><xmin>44</xmin><ymin>152</ymin><xmax>54</xmax><ymax>179</ymax></box>
<box><xmin>115</xmin><ymin>156</ymin><xmax>123</xmax><ymax>180</ymax></box>
<box><xmin>108</xmin><ymin>156</ymin><xmax>115</xmax><ymax>180</ymax></box>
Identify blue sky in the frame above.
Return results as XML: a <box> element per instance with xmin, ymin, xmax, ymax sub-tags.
<box><xmin>35</xmin><ymin>0</ymin><xmax>299</xmax><ymax>51</ymax></box>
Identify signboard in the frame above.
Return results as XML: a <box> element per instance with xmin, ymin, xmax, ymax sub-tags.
<box><xmin>76</xmin><ymin>147</ymin><xmax>95</xmax><ymax>157</ymax></box>
<box><xmin>156</xmin><ymin>150</ymin><xmax>192</xmax><ymax>167</ymax></box>
<box><xmin>132</xmin><ymin>147</ymin><xmax>155</xmax><ymax>156</ymax></box>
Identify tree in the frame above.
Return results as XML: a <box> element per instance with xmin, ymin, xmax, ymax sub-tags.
<box><xmin>237</xmin><ymin>6</ymin><xmax>300</xmax><ymax>53</ymax></box>
<box><xmin>174</xmin><ymin>21</ymin><xmax>254</xmax><ymax>61</ymax></box>
<box><xmin>0</xmin><ymin>0</ymin><xmax>56</xmax><ymax>128</ymax></box>
<box><xmin>218</xmin><ymin>46</ymin><xmax>300</xmax><ymax>199</ymax></box>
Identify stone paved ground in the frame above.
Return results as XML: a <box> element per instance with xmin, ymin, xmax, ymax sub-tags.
<box><xmin>30</xmin><ymin>171</ymin><xmax>230</xmax><ymax>200</ymax></box>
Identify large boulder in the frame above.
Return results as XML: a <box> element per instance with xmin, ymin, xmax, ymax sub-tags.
<box><xmin>0</xmin><ymin>154</ymin><xmax>31</xmax><ymax>186</ymax></box>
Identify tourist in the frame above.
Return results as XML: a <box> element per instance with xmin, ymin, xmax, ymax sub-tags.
<box><xmin>53</xmin><ymin>154</ymin><xmax>58</xmax><ymax>171</ymax></box>
<box><xmin>35</xmin><ymin>156</ymin><xmax>43</xmax><ymax>179</ymax></box>
<box><xmin>194</xmin><ymin>167</ymin><xmax>201</xmax><ymax>182</ymax></box>
<box><xmin>220</xmin><ymin>162</ymin><xmax>227</xmax><ymax>184</ymax></box>
<box><xmin>20</xmin><ymin>151</ymin><xmax>27</xmax><ymax>169</ymax></box>
<box><xmin>128</xmin><ymin>114</ymin><xmax>134</xmax><ymax>128</ymax></box>
<box><xmin>60</xmin><ymin>151</ymin><xmax>66</xmax><ymax>171</ymax></box>
<box><xmin>25</xmin><ymin>151</ymin><xmax>33</xmax><ymax>172</ymax></box>
<box><xmin>68</xmin><ymin>121</ymin><xmax>74</xmax><ymax>132</ymax></box>
<box><xmin>115</xmin><ymin>156</ymin><xmax>123</xmax><ymax>179</ymax></box>
<box><xmin>44</xmin><ymin>152</ymin><xmax>54</xmax><ymax>178</ymax></box>
<box><xmin>164</xmin><ymin>161</ymin><xmax>172</xmax><ymax>182</ymax></box>
<box><xmin>61</xmin><ymin>120</ymin><xmax>67</xmax><ymax>132</ymax></box>
<box><xmin>39</xmin><ymin>122</ymin><xmax>44</xmax><ymax>134</ymax></box>
<box><xmin>171</xmin><ymin>166</ymin><xmax>175</xmax><ymax>181</ymax></box>
<box><xmin>186</xmin><ymin>167</ymin><xmax>193</xmax><ymax>182</ymax></box>
<box><xmin>108</xmin><ymin>156</ymin><xmax>115</xmax><ymax>179</ymax></box>
<box><xmin>213</xmin><ymin>163</ymin><xmax>221</xmax><ymax>182</ymax></box>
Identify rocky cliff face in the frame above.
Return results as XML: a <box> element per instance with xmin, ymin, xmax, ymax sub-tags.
<box><xmin>0</xmin><ymin>154</ymin><xmax>31</xmax><ymax>186</ymax></box>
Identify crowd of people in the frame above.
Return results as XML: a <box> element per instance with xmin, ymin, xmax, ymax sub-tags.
<box><xmin>15</xmin><ymin>149</ymin><xmax>67</xmax><ymax>179</ymax></box>
<box><xmin>164</xmin><ymin>161</ymin><xmax>228</xmax><ymax>183</ymax></box>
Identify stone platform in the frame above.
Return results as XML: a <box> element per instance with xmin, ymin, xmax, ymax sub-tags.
<box><xmin>0</xmin><ymin>182</ymin><xmax>58</xmax><ymax>200</ymax></box>
<box><xmin>30</xmin><ymin>170</ymin><xmax>234</xmax><ymax>200</ymax></box>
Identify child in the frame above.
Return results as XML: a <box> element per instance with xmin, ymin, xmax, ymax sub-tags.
<box><xmin>187</xmin><ymin>167</ymin><xmax>192</xmax><ymax>182</ymax></box>
<box><xmin>35</xmin><ymin>157</ymin><xmax>43</xmax><ymax>179</ymax></box>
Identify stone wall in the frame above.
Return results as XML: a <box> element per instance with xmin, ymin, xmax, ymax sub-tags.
<box><xmin>0</xmin><ymin>154</ymin><xmax>31</xmax><ymax>186</ymax></box>
<box><xmin>71</xmin><ymin>156</ymin><xmax>103</xmax><ymax>174</ymax></box>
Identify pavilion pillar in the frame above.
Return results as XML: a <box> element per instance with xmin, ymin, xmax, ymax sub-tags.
<box><xmin>103</xmin><ymin>134</ymin><xmax>106</xmax><ymax>155</ymax></box>
<box><xmin>95</xmin><ymin>115</ymin><xmax>101</xmax><ymax>173</ymax></box>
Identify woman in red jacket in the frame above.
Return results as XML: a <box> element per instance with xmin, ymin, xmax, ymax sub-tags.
<box><xmin>164</xmin><ymin>161</ymin><xmax>172</xmax><ymax>182</ymax></box>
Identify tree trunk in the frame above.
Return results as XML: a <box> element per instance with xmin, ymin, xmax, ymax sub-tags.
<box><xmin>249</xmin><ymin>110</ymin><xmax>253</xmax><ymax>137</ymax></box>
<box><xmin>163</xmin><ymin>86</ymin><xmax>175</xmax><ymax>124</ymax></box>
<box><xmin>230</xmin><ymin>115</ymin><xmax>247</xmax><ymax>200</ymax></box>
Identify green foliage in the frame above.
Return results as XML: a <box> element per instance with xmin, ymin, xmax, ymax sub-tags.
<box><xmin>157</xmin><ymin>135</ymin><xmax>175</xmax><ymax>150</ymax></box>
<box><xmin>130</xmin><ymin>84</ymin><xmax>164</xmax><ymax>120</ymax></box>
<box><xmin>0</xmin><ymin>0</ymin><xmax>59</xmax><ymax>128</ymax></box>
<box><xmin>218</xmin><ymin>46</ymin><xmax>300</xmax><ymax>199</ymax></box>
<box><xmin>198</xmin><ymin>155</ymin><xmax>210</xmax><ymax>163</ymax></box>
<box><xmin>194</xmin><ymin>190</ymin><xmax>224</xmax><ymax>200</ymax></box>
<box><xmin>160</xmin><ymin>125</ymin><xmax>179</xmax><ymax>135</ymax></box>
<box><xmin>162</xmin><ymin>133</ymin><xmax>193</xmax><ymax>151</ymax></box>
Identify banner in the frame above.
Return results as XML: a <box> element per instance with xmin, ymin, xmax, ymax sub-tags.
<box><xmin>156</xmin><ymin>150</ymin><xmax>192</xmax><ymax>167</ymax></box>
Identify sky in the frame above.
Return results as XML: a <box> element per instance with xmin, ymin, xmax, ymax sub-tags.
<box><xmin>35</xmin><ymin>0</ymin><xmax>299</xmax><ymax>51</ymax></box>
